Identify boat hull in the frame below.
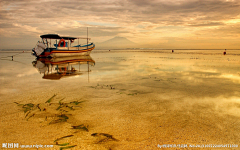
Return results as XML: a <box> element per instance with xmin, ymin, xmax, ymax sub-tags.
<box><xmin>38</xmin><ymin>46</ymin><xmax>95</xmax><ymax>58</ymax></box>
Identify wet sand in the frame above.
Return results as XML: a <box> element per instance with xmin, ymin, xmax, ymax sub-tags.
<box><xmin>0</xmin><ymin>50</ymin><xmax>240</xmax><ymax>150</ymax></box>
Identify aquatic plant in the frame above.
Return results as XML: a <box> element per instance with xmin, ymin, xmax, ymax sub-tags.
<box><xmin>49</xmin><ymin>114</ymin><xmax>69</xmax><ymax>125</ymax></box>
<box><xmin>14</xmin><ymin>94</ymin><xmax>84</xmax><ymax>124</ymax></box>
<box><xmin>45</xmin><ymin>94</ymin><xmax>56</xmax><ymax>103</ymax></box>
<box><xmin>54</xmin><ymin>135</ymin><xmax>76</xmax><ymax>150</ymax></box>
<box><xmin>14</xmin><ymin>94</ymin><xmax>119</xmax><ymax>149</ymax></box>
<box><xmin>71</xmin><ymin>124</ymin><xmax>89</xmax><ymax>132</ymax></box>
<box><xmin>91</xmin><ymin>133</ymin><xmax>118</xmax><ymax>143</ymax></box>
<box><xmin>57</xmin><ymin>143</ymin><xmax>69</xmax><ymax>146</ymax></box>
<box><xmin>127</xmin><ymin>93</ymin><xmax>138</xmax><ymax>96</ymax></box>
<box><xmin>70</xmin><ymin>100</ymin><xmax>85</xmax><ymax>105</ymax></box>
<box><xmin>54</xmin><ymin>135</ymin><xmax>74</xmax><ymax>143</ymax></box>
<box><xmin>59</xmin><ymin>145</ymin><xmax>76</xmax><ymax>150</ymax></box>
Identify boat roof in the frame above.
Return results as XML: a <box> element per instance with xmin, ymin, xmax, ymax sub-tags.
<box><xmin>40</xmin><ymin>34</ymin><xmax>89</xmax><ymax>40</ymax></box>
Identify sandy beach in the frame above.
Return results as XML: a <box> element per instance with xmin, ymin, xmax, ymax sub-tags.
<box><xmin>0</xmin><ymin>50</ymin><xmax>240</xmax><ymax>150</ymax></box>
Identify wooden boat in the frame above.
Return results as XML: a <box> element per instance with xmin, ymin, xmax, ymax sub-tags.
<box><xmin>32</xmin><ymin>34</ymin><xmax>95</xmax><ymax>58</ymax></box>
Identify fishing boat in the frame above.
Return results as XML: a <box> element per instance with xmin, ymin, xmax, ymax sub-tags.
<box><xmin>32</xmin><ymin>34</ymin><xmax>95</xmax><ymax>58</ymax></box>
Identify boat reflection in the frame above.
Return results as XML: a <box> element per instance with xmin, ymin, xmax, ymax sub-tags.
<box><xmin>32</xmin><ymin>56</ymin><xmax>95</xmax><ymax>80</ymax></box>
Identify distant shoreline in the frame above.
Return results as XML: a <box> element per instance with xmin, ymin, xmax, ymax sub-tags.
<box><xmin>94</xmin><ymin>48</ymin><xmax>240</xmax><ymax>50</ymax></box>
<box><xmin>1</xmin><ymin>49</ymin><xmax>240</xmax><ymax>51</ymax></box>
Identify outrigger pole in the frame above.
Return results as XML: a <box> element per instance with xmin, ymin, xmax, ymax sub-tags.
<box><xmin>87</xmin><ymin>27</ymin><xmax>88</xmax><ymax>49</ymax></box>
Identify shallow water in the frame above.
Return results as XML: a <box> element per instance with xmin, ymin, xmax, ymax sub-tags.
<box><xmin>0</xmin><ymin>50</ymin><xmax>240</xmax><ymax>150</ymax></box>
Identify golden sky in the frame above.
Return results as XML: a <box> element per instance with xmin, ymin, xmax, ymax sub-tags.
<box><xmin>0</xmin><ymin>0</ymin><xmax>240</xmax><ymax>49</ymax></box>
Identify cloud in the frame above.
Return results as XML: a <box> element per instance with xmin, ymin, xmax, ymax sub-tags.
<box><xmin>0</xmin><ymin>23</ymin><xmax>17</xmax><ymax>28</ymax></box>
<box><xmin>188</xmin><ymin>22</ymin><xmax>225</xmax><ymax>27</ymax></box>
<box><xmin>56</xmin><ymin>26</ymin><xmax>127</xmax><ymax>38</ymax></box>
<box><xmin>0</xmin><ymin>0</ymin><xmax>240</xmax><ymax>48</ymax></box>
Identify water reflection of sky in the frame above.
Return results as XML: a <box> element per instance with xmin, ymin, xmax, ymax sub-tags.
<box><xmin>90</xmin><ymin>50</ymin><xmax>240</xmax><ymax>119</ymax></box>
<box><xmin>92</xmin><ymin>51</ymin><xmax>240</xmax><ymax>98</ymax></box>
<box><xmin>1</xmin><ymin>50</ymin><xmax>239</xmax><ymax>99</ymax></box>
<box><xmin>1</xmin><ymin>50</ymin><xmax>240</xmax><ymax>148</ymax></box>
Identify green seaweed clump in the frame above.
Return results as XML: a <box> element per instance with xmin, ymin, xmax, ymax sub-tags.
<box><xmin>54</xmin><ymin>135</ymin><xmax>76</xmax><ymax>150</ymax></box>
<box><xmin>49</xmin><ymin>114</ymin><xmax>69</xmax><ymax>125</ymax></box>
<box><xmin>91</xmin><ymin>133</ymin><xmax>118</xmax><ymax>143</ymax></box>
<box><xmin>71</xmin><ymin>124</ymin><xmax>89</xmax><ymax>132</ymax></box>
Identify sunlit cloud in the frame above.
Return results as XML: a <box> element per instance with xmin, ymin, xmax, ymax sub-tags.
<box><xmin>13</xmin><ymin>23</ymin><xmax>41</xmax><ymax>33</ymax></box>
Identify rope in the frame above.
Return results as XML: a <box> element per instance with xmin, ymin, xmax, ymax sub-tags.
<box><xmin>12</xmin><ymin>52</ymin><xmax>25</xmax><ymax>56</ymax></box>
<box><xmin>0</xmin><ymin>58</ymin><xmax>28</xmax><ymax>65</ymax></box>
<box><xmin>0</xmin><ymin>51</ymin><xmax>25</xmax><ymax>60</ymax></box>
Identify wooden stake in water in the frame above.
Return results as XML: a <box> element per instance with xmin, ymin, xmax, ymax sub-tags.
<box><xmin>87</xmin><ymin>27</ymin><xmax>88</xmax><ymax>50</ymax></box>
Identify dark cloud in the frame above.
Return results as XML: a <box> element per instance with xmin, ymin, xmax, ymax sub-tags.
<box><xmin>127</xmin><ymin>0</ymin><xmax>240</xmax><ymax>25</ymax></box>
<box><xmin>0</xmin><ymin>23</ymin><xmax>17</xmax><ymax>28</ymax></box>
<box><xmin>188</xmin><ymin>22</ymin><xmax>225</xmax><ymax>27</ymax></box>
<box><xmin>1</xmin><ymin>0</ymin><xmax>240</xmax><ymax>26</ymax></box>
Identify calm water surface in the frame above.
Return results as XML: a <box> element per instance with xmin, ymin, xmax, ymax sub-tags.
<box><xmin>0</xmin><ymin>50</ymin><xmax>240</xmax><ymax>150</ymax></box>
